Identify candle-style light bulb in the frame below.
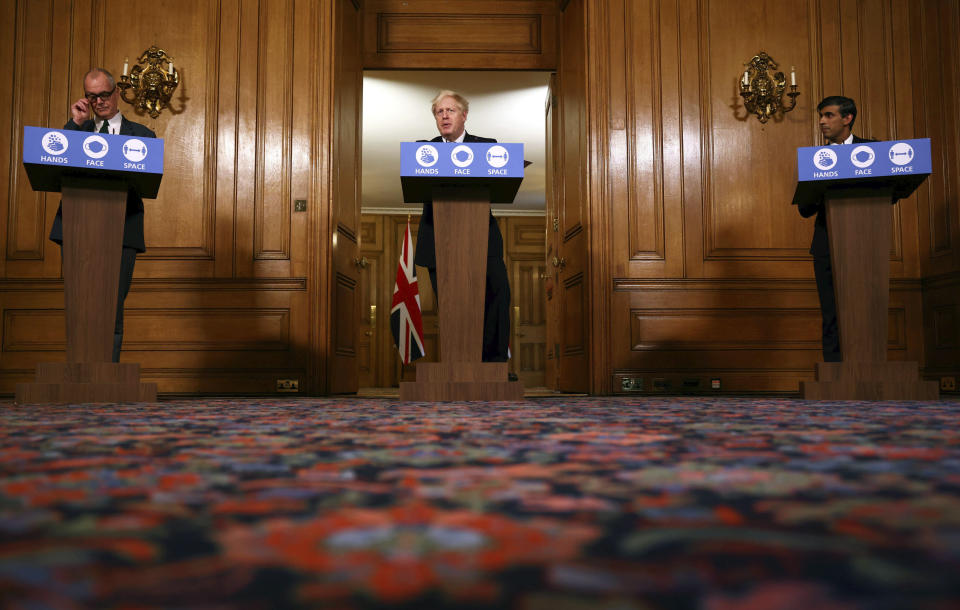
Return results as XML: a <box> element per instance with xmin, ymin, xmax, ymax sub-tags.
<box><xmin>168</xmin><ymin>60</ymin><xmax>174</xmax><ymax>76</ymax></box>
<box><xmin>790</xmin><ymin>66</ymin><xmax>796</xmax><ymax>86</ymax></box>
<box><xmin>123</xmin><ymin>57</ymin><xmax>128</xmax><ymax>76</ymax></box>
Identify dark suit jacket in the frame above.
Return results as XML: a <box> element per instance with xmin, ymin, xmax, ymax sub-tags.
<box><xmin>798</xmin><ymin>135</ymin><xmax>874</xmax><ymax>258</ymax></box>
<box><xmin>413</xmin><ymin>132</ymin><xmax>504</xmax><ymax>268</ymax></box>
<box><xmin>49</xmin><ymin>115</ymin><xmax>156</xmax><ymax>252</ymax></box>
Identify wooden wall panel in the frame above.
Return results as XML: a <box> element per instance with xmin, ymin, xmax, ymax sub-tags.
<box><xmin>587</xmin><ymin>0</ymin><xmax>946</xmax><ymax>394</ymax></box>
<box><xmin>914</xmin><ymin>1</ymin><xmax>960</xmax><ymax>383</ymax></box>
<box><xmin>0</xmin><ymin>0</ymin><xmax>340</xmax><ymax>396</ymax></box>
<box><xmin>3</xmin><ymin>309</ymin><xmax>65</xmax><ymax>352</ymax></box>
<box><xmin>913</xmin><ymin>1</ymin><xmax>960</xmax><ymax>271</ymax></box>
<box><xmin>100</xmin><ymin>0</ymin><xmax>217</xmax><ymax>264</ymax></box>
<box><xmin>363</xmin><ymin>0</ymin><xmax>557</xmax><ymax>70</ymax></box>
<box><xmin>4</xmin><ymin>0</ymin><xmax>76</xmax><ymax>279</ymax></box>
<box><xmin>252</xmin><ymin>0</ymin><xmax>294</xmax><ymax>263</ymax></box>
<box><xmin>700</xmin><ymin>0</ymin><xmax>812</xmax><ymax>266</ymax></box>
<box><xmin>0</xmin><ymin>0</ymin><xmax>13</xmax><ymax>279</ymax></box>
<box><xmin>606</xmin><ymin>0</ymin><xmax>673</xmax><ymax>276</ymax></box>
<box><xmin>611</xmin><ymin>279</ymin><xmax>922</xmax><ymax>394</ymax></box>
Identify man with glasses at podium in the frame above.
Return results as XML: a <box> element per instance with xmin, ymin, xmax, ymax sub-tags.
<box><xmin>798</xmin><ymin>95</ymin><xmax>875</xmax><ymax>363</ymax></box>
<box><xmin>49</xmin><ymin>68</ymin><xmax>155</xmax><ymax>362</ymax></box>
<box><xmin>413</xmin><ymin>90</ymin><xmax>515</xmax><ymax>379</ymax></box>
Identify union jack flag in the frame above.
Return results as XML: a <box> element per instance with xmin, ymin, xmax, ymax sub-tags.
<box><xmin>390</xmin><ymin>220</ymin><xmax>426</xmax><ymax>364</ymax></box>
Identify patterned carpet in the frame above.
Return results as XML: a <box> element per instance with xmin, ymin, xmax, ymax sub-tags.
<box><xmin>1</xmin><ymin>397</ymin><xmax>959</xmax><ymax>609</ymax></box>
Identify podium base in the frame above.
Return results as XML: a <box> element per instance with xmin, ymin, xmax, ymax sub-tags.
<box><xmin>400</xmin><ymin>362</ymin><xmax>524</xmax><ymax>401</ymax></box>
<box><xmin>16</xmin><ymin>362</ymin><xmax>157</xmax><ymax>404</ymax></box>
<box><xmin>801</xmin><ymin>361</ymin><xmax>939</xmax><ymax>400</ymax></box>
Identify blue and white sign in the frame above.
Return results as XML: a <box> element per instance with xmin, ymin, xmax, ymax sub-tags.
<box><xmin>797</xmin><ymin>138</ymin><xmax>931</xmax><ymax>182</ymax></box>
<box><xmin>401</xmin><ymin>142</ymin><xmax>524</xmax><ymax>178</ymax></box>
<box><xmin>23</xmin><ymin>126</ymin><xmax>164</xmax><ymax>175</ymax></box>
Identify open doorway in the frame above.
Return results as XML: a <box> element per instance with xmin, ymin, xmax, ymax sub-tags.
<box><xmin>358</xmin><ymin>70</ymin><xmax>550</xmax><ymax>392</ymax></box>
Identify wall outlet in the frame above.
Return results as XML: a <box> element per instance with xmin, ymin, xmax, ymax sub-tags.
<box><xmin>710</xmin><ymin>378</ymin><xmax>721</xmax><ymax>390</ymax></box>
<box><xmin>620</xmin><ymin>377</ymin><xmax>644</xmax><ymax>391</ymax></box>
<box><xmin>941</xmin><ymin>376</ymin><xmax>957</xmax><ymax>392</ymax></box>
<box><xmin>276</xmin><ymin>379</ymin><xmax>299</xmax><ymax>392</ymax></box>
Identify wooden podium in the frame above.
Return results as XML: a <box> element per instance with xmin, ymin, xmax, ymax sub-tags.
<box><xmin>398</xmin><ymin>169</ymin><xmax>524</xmax><ymax>401</ymax></box>
<box><xmin>16</xmin><ymin>130</ymin><xmax>159</xmax><ymax>404</ymax></box>
<box><xmin>797</xmin><ymin>182</ymin><xmax>938</xmax><ymax>401</ymax></box>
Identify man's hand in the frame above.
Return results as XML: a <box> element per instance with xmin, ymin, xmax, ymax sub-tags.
<box><xmin>69</xmin><ymin>97</ymin><xmax>91</xmax><ymax>125</ymax></box>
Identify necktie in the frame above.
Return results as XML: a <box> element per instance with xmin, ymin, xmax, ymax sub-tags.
<box><xmin>99</xmin><ymin>121</ymin><xmax>109</xmax><ymax>134</ymax></box>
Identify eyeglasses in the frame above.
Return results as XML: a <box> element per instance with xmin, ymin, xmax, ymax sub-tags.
<box><xmin>84</xmin><ymin>88</ymin><xmax>116</xmax><ymax>103</ymax></box>
<box><xmin>434</xmin><ymin>108</ymin><xmax>460</xmax><ymax>117</ymax></box>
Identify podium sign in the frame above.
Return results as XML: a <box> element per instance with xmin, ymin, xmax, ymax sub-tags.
<box><xmin>796</xmin><ymin>138</ymin><xmax>931</xmax><ymax>182</ymax></box>
<box><xmin>22</xmin><ymin>126</ymin><xmax>164</xmax><ymax>197</ymax></box>
<box><xmin>793</xmin><ymin>139</ymin><xmax>932</xmax><ymax>207</ymax></box>
<box><xmin>400</xmin><ymin>142</ymin><xmax>523</xmax><ymax>203</ymax></box>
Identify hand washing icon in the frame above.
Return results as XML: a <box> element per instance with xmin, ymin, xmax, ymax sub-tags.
<box><xmin>45</xmin><ymin>135</ymin><xmax>65</xmax><ymax>152</ymax></box>
<box><xmin>41</xmin><ymin>131</ymin><xmax>69</xmax><ymax>155</ymax></box>
<box><xmin>813</xmin><ymin>148</ymin><xmax>837</xmax><ymax>170</ymax></box>
<box><xmin>415</xmin><ymin>144</ymin><xmax>439</xmax><ymax>167</ymax></box>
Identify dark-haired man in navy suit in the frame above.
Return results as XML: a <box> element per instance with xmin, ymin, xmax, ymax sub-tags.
<box><xmin>49</xmin><ymin>68</ymin><xmax>155</xmax><ymax>363</ymax></box>
<box><xmin>414</xmin><ymin>90</ymin><xmax>513</xmax><ymax>374</ymax></box>
<box><xmin>798</xmin><ymin>95</ymin><xmax>875</xmax><ymax>363</ymax></box>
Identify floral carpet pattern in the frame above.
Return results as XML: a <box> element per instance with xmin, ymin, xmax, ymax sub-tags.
<box><xmin>1</xmin><ymin>397</ymin><xmax>959</xmax><ymax>609</ymax></box>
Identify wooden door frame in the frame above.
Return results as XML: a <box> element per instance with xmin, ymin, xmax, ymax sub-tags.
<box><xmin>345</xmin><ymin>0</ymin><xmax>595</xmax><ymax>393</ymax></box>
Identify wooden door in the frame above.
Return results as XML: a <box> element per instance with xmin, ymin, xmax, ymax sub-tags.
<box><xmin>555</xmin><ymin>0</ymin><xmax>590</xmax><ymax>393</ymax></box>
<box><xmin>506</xmin><ymin>217</ymin><xmax>547</xmax><ymax>387</ymax></box>
<box><xmin>358</xmin><ymin>216</ymin><xmax>384</xmax><ymax>388</ymax></box>
<box><xmin>327</xmin><ymin>0</ymin><xmax>363</xmax><ymax>393</ymax></box>
<box><xmin>545</xmin><ymin>75</ymin><xmax>561</xmax><ymax>390</ymax></box>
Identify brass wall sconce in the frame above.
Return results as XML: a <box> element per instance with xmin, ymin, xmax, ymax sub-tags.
<box><xmin>739</xmin><ymin>51</ymin><xmax>800</xmax><ymax>123</ymax></box>
<box><xmin>116</xmin><ymin>46</ymin><xmax>179</xmax><ymax>119</ymax></box>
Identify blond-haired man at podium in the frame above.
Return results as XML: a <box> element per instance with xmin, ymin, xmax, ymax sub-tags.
<box><xmin>413</xmin><ymin>90</ymin><xmax>514</xmax><ymax>378</ymax></box>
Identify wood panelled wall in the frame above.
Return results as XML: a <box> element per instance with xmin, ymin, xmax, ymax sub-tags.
<box><xmin>0</xmin><ymin>0</ymin><xmax>360</xmax><ymax>395</ymax></box>
<box><xmin>548</xmin><ymin>0</ymin><xmax>960</xmax><ymax>394</ymax></box>
<box><xmin>2</xmin><ymin>0</ymin><xmax>957</xmax><ymax>397</ymax></box>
